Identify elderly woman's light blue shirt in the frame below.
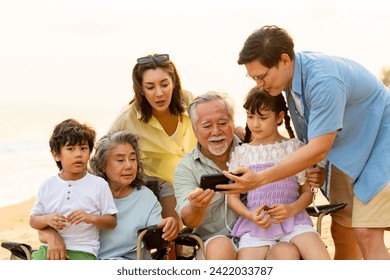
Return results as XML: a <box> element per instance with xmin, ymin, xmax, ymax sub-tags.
<box><xmin>98</xmin><ymin>186</ymin><xmax>162</xmax><ymax>260</ymax></box>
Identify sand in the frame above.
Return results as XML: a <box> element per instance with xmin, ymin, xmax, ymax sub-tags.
<box><xmin>0</xmin><ymin>197</ymin><xmax>41</xmax><ymax>260</ymax></box>
<box><xmin>0</xmin><ymin>194</ymin><xmax>389</xmax><ymax>260</ymax></box>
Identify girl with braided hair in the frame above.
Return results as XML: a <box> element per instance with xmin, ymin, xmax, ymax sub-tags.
<box><xmin>227</xmin><ymin>87</ymin><xmax>330</xmax><ymax>260</ymax></box>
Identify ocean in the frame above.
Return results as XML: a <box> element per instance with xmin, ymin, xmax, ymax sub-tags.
<box><xmin>0</xmin><ymin>104</ymin><xmax>249</xmax><ymax>209</ymax></box>
<box><xmin>0</xmin><ymin>106</ymin><xmax>118</xmax><ymax>208</ymax></box>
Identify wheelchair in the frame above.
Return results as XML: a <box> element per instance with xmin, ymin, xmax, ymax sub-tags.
<box><xmin>136</xmin><ymin>225</ymin><xmax>205</xmax><ymax>260</ymax></box>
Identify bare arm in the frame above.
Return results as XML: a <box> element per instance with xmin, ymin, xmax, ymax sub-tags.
<box><xmin>181</xmin><ymin>188</ymin><xmax>215</xmax><ymax>229</ymax></box>
<box><xmin>160</xmin><ymin>195</ymin><xmax>184</xmax><ymax>229</ymax></box>
<box><xmin>66</xmin><ymin>210</ymin><xmax>116</xmax><ymax>229</ymax></box>
<box><xmin>268</xmin><ymin>181</ymin><xmax>313</xmax><ymax>223</ymax></box>
<box><xmin>38</xmin><ymin>227</ymin><xmax>68</xmax><ymax>260</ymax></box>
<box><xmin>220</xmin><ymin>132</ymin><xmax>336</xmax><ymax>193</ymax></box>
<box><xmin>227</xmin><ymin>193</ymin><xmax>251</xmax><ymax>219</ymax></box>
<box><xmin>227</xmin><ymin>193</ymin><xmax>271</xmax><ymax>229</ymax></box>
<box><xmin>30</xmin><ymin>213</ymin><xmax>68</xmax><ymax>231</ymax></box>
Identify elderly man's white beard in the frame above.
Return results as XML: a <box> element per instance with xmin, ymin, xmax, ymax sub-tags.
<box><xmin>207</xmin><ymin>136</ymin><xmax>229</xmax><ymax>156</ymax></box>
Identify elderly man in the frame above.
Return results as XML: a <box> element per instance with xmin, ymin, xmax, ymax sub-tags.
<box><xmin>173</xmin><ymin>91</ymin><xmax>301</xmax><ymax>260</ymax></box>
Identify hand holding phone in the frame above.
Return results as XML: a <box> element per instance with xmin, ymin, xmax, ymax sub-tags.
<box><xmin>200</xmin><ymin>172</ymin><xmax>243</xmax><ymax>191</ymax></box>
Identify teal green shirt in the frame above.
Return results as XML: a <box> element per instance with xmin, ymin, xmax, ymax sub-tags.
<box><xmin>174</xmin><ymin>136</ymin><xmax>242</xmax><ymax>241</ymax></box>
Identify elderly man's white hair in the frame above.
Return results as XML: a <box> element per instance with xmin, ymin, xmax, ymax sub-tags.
<box><xmin>188</xmin><ymin>90</ymin><xmax>236</xmax><ymax>129</ymax></box>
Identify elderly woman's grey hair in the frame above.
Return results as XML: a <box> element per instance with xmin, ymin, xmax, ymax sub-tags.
<box><xmin>90</xmin><ymin>130</ymin><xmax>144</xmax><ymax>188</ymax></box>
<box><xmin>188</xmin><ymin>91</ymin><xmax>235</xmax><ymax>129</ymax></box>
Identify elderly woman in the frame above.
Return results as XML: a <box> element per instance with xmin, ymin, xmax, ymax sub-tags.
<box><xmin>37</xmin><ymin>130</ymin><xmax>178</xmax><ymax>260</ymax></box>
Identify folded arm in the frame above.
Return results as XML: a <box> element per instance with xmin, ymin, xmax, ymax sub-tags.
<box><xmin>38</xmin><ymin>227</ymin><xmax>68</xmax><ymax>260</ymax></box>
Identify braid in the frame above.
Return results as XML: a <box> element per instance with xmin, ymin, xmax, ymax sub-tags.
<box><xmin>275</xmin><ymin>93</ymin><xmax>295</xmax><ymax>139</ymax></box>
<box><xmin>244</xmin><ymin>123</ymin><xmax>252</xmax><ymax>143</ymax></box>
<box><xmin>277</xmin><ymin>95</ymin><xmax>295</xmax><ymax>139</ymax></box>
<box><xmin>284</xmin><ymin>112</ymin><xmax>295</xmax><ymax>138</ymax></box>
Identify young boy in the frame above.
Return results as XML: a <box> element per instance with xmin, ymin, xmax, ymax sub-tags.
<box><xmin>30</xmin><ymin>118</ymin><xmax>117</xmax><ymax>260</ymax></box>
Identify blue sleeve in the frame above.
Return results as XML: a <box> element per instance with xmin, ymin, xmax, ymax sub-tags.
<box><xmin>306</xmin><ymin>76</ymin><xmax>347</xmax><ymax>140</ymax></box>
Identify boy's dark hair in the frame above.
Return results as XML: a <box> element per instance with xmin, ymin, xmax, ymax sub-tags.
<box><xmin>49</xmin><ymin>118</ymin><xmax>96</xmax><ymax>170</ymax></box>
<box><xmin>243</xmin><ymin>87</ymin><xmax>295</xmax><ymax>142</ymax></box>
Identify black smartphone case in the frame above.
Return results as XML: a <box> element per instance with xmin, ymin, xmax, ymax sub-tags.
<box><xmin>199</xmin><ymin>173</ymin><xmax>231</xmax><ymax>191</ymax></box>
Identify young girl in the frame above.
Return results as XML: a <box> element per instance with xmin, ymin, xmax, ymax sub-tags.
<box><xmin>227</xmin><ymin>87</ymin><xmax>330</xmax><ymax>260</ymax></box>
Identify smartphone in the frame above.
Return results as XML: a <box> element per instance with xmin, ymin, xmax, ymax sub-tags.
<box><xmin>200</xmin><ymin>173</ymin><xmax>242</xmax><ymax>191</ymax></box>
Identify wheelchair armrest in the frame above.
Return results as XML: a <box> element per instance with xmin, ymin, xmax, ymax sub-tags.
<box><xmin>173</xmin><ymin>228</ymin><xmax>205</xmax><ymax>259</ymax></box>
<box><xmin>136</xmin><ymin>225</ymin><xmax>170</xmax><ymax>260</ymax></box>
<box><xmin>174</xmin><ymin>228</ymin><xmax>201</xmax><ymax>247</ymax></box>
<box><xmin>306</xmin><ymin>203</ymin><xmax>348</xmax><ymax>217</ymax></box>
<box><xmin>178</xmin><ymin>227</ymin><xmax>194</xmax><ymax>235</ymax></box>
<box><xmin>1</xmin><ymin>241</ymin><xmax>32</xmax><ymax>260</ymax></box>
<box><xmin>137</xmin><ymin>225</ymin><xmax>169</xmax><ymax>251</ymax></box>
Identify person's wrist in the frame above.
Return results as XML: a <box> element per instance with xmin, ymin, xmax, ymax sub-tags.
<box><xmin>46</xmin><ymin>234</ymin><xmax>56</xmax><ymax>245</ymax></box>
<box><xmin>256</xmin><ymin>171</ymin><xmax>265</xmax><ymax>187</ymax></box>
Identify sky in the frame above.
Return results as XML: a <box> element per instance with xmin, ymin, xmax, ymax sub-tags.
<box><xmin>1</xmin><ymin>0</ymin><xmax>390</xmax><ymax>119</ymax></box>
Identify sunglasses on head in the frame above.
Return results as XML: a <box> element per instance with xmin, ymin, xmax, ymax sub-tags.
<box><xmin>136</xmin><ymin>54</ymin><xmax>170</xmax><ymax>65</ymax></box>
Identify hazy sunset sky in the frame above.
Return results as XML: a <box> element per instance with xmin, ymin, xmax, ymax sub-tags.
<box><xmin>1</xmin><ymin>0</ymin><xmax>389</xmax><ymax>116</ymax></box>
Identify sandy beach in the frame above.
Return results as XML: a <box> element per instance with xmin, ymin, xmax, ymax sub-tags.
<box><xmin>1</xmin><ymin>194</ymin><xmax>389</xmax><ymax>260</ymax></box>
<box><xmin>0</xmin><ymin>197</ymin><xmax>41</xmax><ymax>260</ymax></box>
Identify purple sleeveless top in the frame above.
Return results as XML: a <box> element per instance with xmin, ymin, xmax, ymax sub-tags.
<box><xmin>231</xmin><ymin>162</ymin><xmax>313</xmax><ymax>238</ymax></box>
<box><xmin>228</xmin><ymin>139</ymin><xmax>314</xmax><ymax>239</ymax></box>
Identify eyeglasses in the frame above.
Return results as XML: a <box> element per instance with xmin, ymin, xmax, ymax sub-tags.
<box><xmin>247</xmin><ymin>68</ymin><xmax>270</xmax><ymax>84</ymax></box>
<box><xmin>136</xmin><ymin>54</ymin><xmax>170</xmax><ymax>65</ymax></box>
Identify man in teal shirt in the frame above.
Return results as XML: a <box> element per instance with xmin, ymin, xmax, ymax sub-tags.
<box><xmin>223</xmin><ymin>25</ymin><xmax>390</xmax><ymax>260</ymax></box>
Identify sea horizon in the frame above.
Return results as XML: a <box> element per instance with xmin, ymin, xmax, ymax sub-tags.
<box><xmin>0</xmin><ymin>105</ymin><xmax>119</xmax><ymax>208</ymax></box>
<box><xmin>0</xmin><ymin>103</ymin><xmax>249</xmax><ymax>209</ymax></box>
